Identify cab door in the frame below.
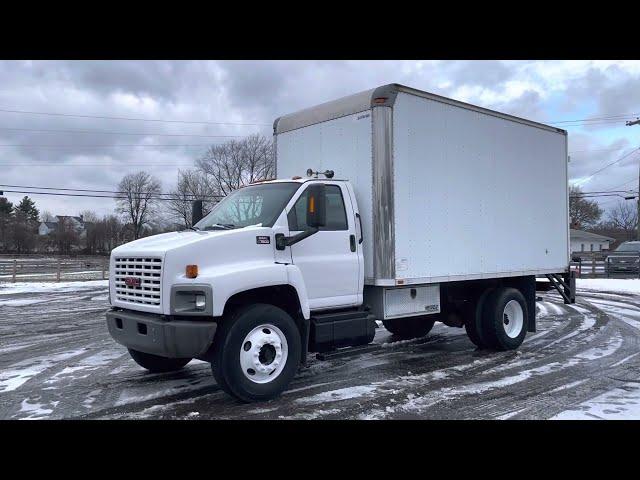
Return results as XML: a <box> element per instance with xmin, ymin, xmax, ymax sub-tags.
<box><xmin>287</xmin><ymin>182</ymin><xmax>360</xmax><ymax>310</ymax></box>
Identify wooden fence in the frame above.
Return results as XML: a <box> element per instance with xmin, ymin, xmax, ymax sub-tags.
<box><xmin>0</xmin><ymin>257</ymin><xmax>109</xmax><ymax>282</ymax></box>
<box><xmin>570</xmin><ymin>255</ymin><xmax>640</xmax><ymax>278</ymax></box>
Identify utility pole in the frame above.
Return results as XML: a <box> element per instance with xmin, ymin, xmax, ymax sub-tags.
<box><xmin>629</xmin><ymin>119</ymin><xmax>640</xmax><ymax>240</ymax></box>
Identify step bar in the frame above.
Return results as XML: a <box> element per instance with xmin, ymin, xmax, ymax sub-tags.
<box><xmin>544</xmin><ymin>271</ymin><xmax>576</xmax><ymax>304</ymax></box>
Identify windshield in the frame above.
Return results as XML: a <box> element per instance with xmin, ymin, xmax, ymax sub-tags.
<box><xmin>194</xmin><ymin>182</ymin><xmax>300</xmax><ymax>230</ymax></box>
<box><xmin>615</xmin><ymin>243</ymin><xmax>640</xmax><ymax>252</ymax></box>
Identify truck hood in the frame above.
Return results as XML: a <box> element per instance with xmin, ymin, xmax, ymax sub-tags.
<box><xmin>111</xmin><ymin>227</ymin><xmax>268</xmax><ymax>257</ymax></box>
<box><xmin>112</xmin><ymin>230</ymin><xmax>220</xmax><ymax>255</ymax></box>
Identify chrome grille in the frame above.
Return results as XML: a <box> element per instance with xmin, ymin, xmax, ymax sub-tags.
<box><xmin>114</xmin><ymin>257</ymin><xmax>162</xmax><ymax>306</ymax></box>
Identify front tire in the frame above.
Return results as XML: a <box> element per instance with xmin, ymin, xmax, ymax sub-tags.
<box><xmin>382</xmin><ymin>315</ymin><xmax>436</xmax><ymax>339</ymax></box>
<box><xmin>481</xmin><ymin>287</ymin><xmax>528</xmax><ymax>350</ymax></box>
<box><xmin>211</xmin><ymin>304</ymin><xmax>301</xmax><ymax>402</ymax></box>
<box><xmin>128</xmin><ymin>349</ymin><xmax>191</xmax><ymax>373</ymax></box>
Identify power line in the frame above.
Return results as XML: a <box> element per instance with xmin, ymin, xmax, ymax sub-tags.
<box><xmin>0</xmin><ymin>189</ymin><xmax>221</xmax><ymax>202</ymax></box>
<box><xmin>0</xmin><ymin>127</ymin><xmax>247</xmax><ymax>138</ymax></box>
<box><xmin>0</xmin><ymin>108</ymin><xmax>271</xmax><ymax>127</ymax></box>
<box><xmin>0</xmin><ymin>144</ymin><xmax>215</xmax><ymax>148</ymax></box>
<box><xmin>0</xmin><ymin>164</ymin><xmax>198</xmax><ymax>167</ymax></box>
<box><xmin>547</xmin><ymin>113</ymin><xmax>640</xmax><ymax>124</ymax></box>
<box><xmin>576</xmin><ymin>148</ymin><xmax>640</xmax><ymax>183</ymax></box>
<box><xmin>0</xmin><ymin>183</ymin><xmax>223</xmax><ymax>198</ymax></box>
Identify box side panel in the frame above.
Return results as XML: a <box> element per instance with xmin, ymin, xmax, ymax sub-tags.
<box><xmin>392</xmin><ymin>92</ymin><xmax>569</xmax><ymax>281</ymax></box>
<box><xmin>276</xmin><ymin>110</ymin><xmax>375</xmax><ymax>278</ymax></box>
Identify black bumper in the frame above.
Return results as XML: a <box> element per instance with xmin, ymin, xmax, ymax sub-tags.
<box><xmin>106</xmin><ymin>309</ymin><xmax>217</xmax><ymax>359</ymax></box>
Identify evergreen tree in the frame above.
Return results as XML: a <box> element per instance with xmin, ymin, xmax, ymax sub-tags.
<box><xmin>12</xmin><ymin>196</ymin><xmax>39</xmax><ymax>253</ymax></box>
<box><xmin>0</xmin><ymin>197</ymin><xmax>14</xmax><ymax>252</ymax></box>
<box><xmin>16</xmin><ymin>196</ymin><xmax>40</xmax><ymax>222</ymax></box>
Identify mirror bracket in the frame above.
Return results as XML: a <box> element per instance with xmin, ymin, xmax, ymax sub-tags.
<box><xmin>275</xmin><ymin>228</ymin><xmax>319</xmax><ymax>250</ymax></box>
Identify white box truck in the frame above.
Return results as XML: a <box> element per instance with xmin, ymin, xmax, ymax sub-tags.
<box><xmin>106</xmin><ymin>83</ymin><xmax>571</xmax><ymax>402</ymax></box>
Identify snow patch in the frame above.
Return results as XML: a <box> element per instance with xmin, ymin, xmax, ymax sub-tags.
<box><xmin>296</xmin><ymin>385</ymin><xmax>378</xmax><ymax>405</ymax></box>
<box><xmin>18</xmin><ymin>399</ymin><xmax>60</xmax><ymax>420</ymax></box>
<box><xmin>280</xmin><ymin>408</ymin><xmax>342</xmax><ymax>420</ymax></box>
<box><xmin>0</xmin><ymin>280</ymin><xmax>108</xmax><ymax>295</ymax></box>
<box><xmin>0</xmin><ymin>348</ymin><xmax>88</xmax><ymax>392</ymax></box>
<box><xmin>552</xmin><ymin>382</ymin><xmax>640</xmax><ymax>420</ymax></box>
<box><xmin>577</xmin><ymin>279</ymin><xmax>640</xmax><ymax>295</ymax></box>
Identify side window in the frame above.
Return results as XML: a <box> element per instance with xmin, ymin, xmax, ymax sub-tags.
<box><xmin>288</xmin><ymin>185</ymin><xmax>348</xmax><ymax>231</ymax></box>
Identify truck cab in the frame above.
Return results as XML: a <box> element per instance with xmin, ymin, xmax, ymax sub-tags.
<box><xmin>107</xmin><ymin>176</ymin><xmax>375</xmax><ymax>402</ymax></box>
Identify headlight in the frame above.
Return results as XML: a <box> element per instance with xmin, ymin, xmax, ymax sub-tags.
<box><xmin>170</xmin><ymin>285</ymin><xmax>213</xmax><ymax>316</ymax></box>
<box><xmin>195</xmin><ymin>294</ymin><xmax>206</xmax><ymax>310</ymax></box>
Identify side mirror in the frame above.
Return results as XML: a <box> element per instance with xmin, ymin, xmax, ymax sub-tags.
<box><xmin>192</xmin><ymin>200</ymin><xmax>204</xmax><ymax>225</ymax></box>
<box><xmin>306</xmin><ymin>183</ymin><xmax>326</xmax><ymax>228</ymax></box>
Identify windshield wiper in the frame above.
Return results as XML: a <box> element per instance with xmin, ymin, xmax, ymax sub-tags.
<box><xmin>204</xmin><ymin>223</ymin><xmax>234</xmax><ymax>231</ymax></box>
<box><xmin>188</xmin><ymin>226</ymin><xmax>200</xmax><ymax>231</ymax></box>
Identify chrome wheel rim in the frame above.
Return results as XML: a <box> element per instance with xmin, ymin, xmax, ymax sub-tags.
<box><xmin>239</xmin><ymin>324</ymin><xmax>288</xmax><ymax>383</ymax></box>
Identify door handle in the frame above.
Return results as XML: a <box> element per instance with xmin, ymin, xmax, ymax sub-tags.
<box><xmin>350</xmin><ymin>234</ymin><xmax>356</xmax><ymax>252</ymax></box>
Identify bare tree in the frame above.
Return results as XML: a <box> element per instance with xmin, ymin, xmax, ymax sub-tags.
<box><xmin>116</xmin><ymin>171</ymin><xmax>162</xmax><ymax>240</ymax></box>
<box><xmin>78</xmin><ymin>210</ymin><xmax>99</xmax><ymax>223</ymax></box>
<box><xmin>196</xmin><ymin>134</ymin><xmax>275</xmax><ymax>196</ymax></box>
<box><xmin>167</xmin><ymin>169</ymin><xmax>219</xmax><ymax>228</ymax></box>
<box><xmin>79</xmin><ymin>210</ymin><xmax>100</xmax><ymax>254</ymax></box>
<box><xmin>607</xmin><ymin>200</ymin><xmax>638</xmax><ymax>240</ymax></box>
<box><xmin>54</xmin><ymin>216</ymin><xmax>80</xmax><ymax>254</ymax></box>
<box><xmin>40</xmin><ymin>211</ymin><xmax>55</xmax><ymax>222</ymax></box>
<box><xmin>103</xmin><ymin>215</ymin><xmax>124</xmax><ymax>251</ymax></box>
<box><xmin>569</xmin><ymin>185</ymin><xmax>603</xmax><ymax>228</ymax></box>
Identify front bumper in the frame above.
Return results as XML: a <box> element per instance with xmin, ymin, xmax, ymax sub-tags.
<box><xmin>106</xmin><ymin>308</ymin><xmax>217</xmax><ymax>359</ymax></box>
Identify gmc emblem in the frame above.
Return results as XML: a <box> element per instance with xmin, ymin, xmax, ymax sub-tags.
<box><xmin>124</xmin><ymin>277</ymin><xmax>141</xmax><ymax>288</ymax></box>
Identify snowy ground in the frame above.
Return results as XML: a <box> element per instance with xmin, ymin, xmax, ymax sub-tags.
<box><xmin>1</xmin><ymin>279</ymin><xmax>640</xmax><ymax>420</ymax></box>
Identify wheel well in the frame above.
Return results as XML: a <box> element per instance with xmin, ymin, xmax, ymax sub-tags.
<box><xmin>440</xmin><ymin>277</ymin><xmax>536</xmax><ymax>333</ymax></box>
<box><xmin>222</xmin><ymin>285</ymin><xmax>308</xmax><ymax>365</ymax></box>
<box><xmin>223</xmin><ymin>285</ymin><xmax>304</xmax><ymax>325</ymax></box>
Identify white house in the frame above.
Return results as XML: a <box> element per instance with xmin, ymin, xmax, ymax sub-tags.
<box><xmin>570</xmin><ymin>229</ymin><xmax>614</xmax><ymax>254</ymax></box>
<box><xmin>38</xmin><ymin>215</ymin><xmax>88</xmax><ymax>238</ymax></box>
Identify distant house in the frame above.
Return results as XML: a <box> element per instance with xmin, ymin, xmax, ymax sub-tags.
<box><xmin>38</xmin><ymin>215</ymin><xmax>88</xmax><ymax>238</ymax></box>
<box><xmin>570</xmin><ymin>229</ymin><xmax>615</xmax><ymax>254</ymax></box>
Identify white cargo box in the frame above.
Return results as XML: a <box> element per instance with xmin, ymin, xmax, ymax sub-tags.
<box><xmin>274</xmin><ymin>84</ymin><xmax>569</xmax><ymax>287</ymax></box>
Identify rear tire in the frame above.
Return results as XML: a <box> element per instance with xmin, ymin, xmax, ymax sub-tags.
<box><xmin>382</xmin><ymin>315</ymin><xmax>436</xmax><ymax>339</ymax></box>
<box><xmin>481</xmin><ymin>287</ymin><xmax>528</xmax><ymax>351</ymax></box>
<box><xmin>465</xmin><ymin>289</ymin><xmax>493</xmax><ymax>349</ymax></box>
<box><xmin>128</xmin><ymin>349</ymin><xmax>191</xmax><ymax>373</ymax></box>
<box><xmin>211</xmin><ymin>303</ymin><xmax>301</xmax><ymax>402</ymax></box>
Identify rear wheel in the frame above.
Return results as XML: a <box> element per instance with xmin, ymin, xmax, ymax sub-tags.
<box><xmin>128</xmin><ymin>349</ymin><xmax>191</xmax><ymax>373</ymax></box>
<box><xmin>481</xmin><ymin>287</ymin><xmax>528</xmax><ymax>350</ymax></box>
<box><xmin>211</xmin><ymin>304</ymin><xmax>301</xmax><ymax>402</ymax></box>
<box><xmin>382</xmin><ymin>315</ymin><xmax>436</xmax><ymax>339</ymax></box>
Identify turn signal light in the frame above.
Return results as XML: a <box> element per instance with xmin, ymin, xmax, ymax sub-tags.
<box><xmin>186</xmin><ymin>265</ymin><xmax>198</xmax><ymax>278</ymax></box>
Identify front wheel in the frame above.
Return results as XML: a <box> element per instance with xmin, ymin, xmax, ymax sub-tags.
<box><xmin>382</xmin><ymin>315</ymin><xmax>436</xmax><ymax>339</ymax></box>
<box><xmin>211</xmin><ymin>304</ymin><xmax>301</xmax><ymax>402</ymax></box>
<box><xmin>128</xmin><ymin>349</ymin><xmax>191</xmax><ymax>373</ymax></box>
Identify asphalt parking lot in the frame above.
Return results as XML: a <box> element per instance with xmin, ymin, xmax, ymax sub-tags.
<box><xmin>2</xmin><ymin>280</ymin><xmax>640</xmax><ymax>420</ymax></box>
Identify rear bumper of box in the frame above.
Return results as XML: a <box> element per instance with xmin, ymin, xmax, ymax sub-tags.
<box><xmin>106</xmin><ymin>308</ymin><xmax>217</xmax><ymax>359</ymax></box>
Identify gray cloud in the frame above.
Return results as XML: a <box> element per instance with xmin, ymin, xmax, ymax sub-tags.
<box><xmin>0</xmin><ymin>60</ymin><xmax>638</xmax><ymax>219</ymax></box>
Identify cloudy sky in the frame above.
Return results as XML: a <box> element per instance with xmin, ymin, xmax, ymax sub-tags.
<box><xmin>1</xmin><ymin>60</ymin><xmax>639</xmax><ymax>219</ymax></box>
